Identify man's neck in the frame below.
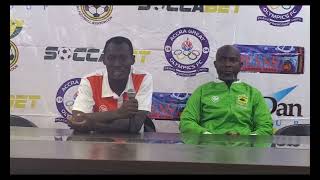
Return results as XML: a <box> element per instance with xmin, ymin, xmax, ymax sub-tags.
<box><xmin>224</xmin><ymin>80</ymin><xmax>235</xmax><ymax>88</ymax></box>
<box><xmin>216</xmin><ymin>77</ymin><xmax>239</xmax><ymax>88</ymax></box>
<box><xmin>109</xmin><ymin>78</ymin><xmax>128</xmax><ymax>96</ymax></box>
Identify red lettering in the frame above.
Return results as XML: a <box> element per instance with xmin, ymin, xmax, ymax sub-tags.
<box><xmin>264</xmin><ymin>56</ymin><xmax>270</xmax><ymax>68</ymax></box>
<box><xmin>255</xmin><ymin>55</ymin><xmax>261</xmax><ymax>67</ymax></box>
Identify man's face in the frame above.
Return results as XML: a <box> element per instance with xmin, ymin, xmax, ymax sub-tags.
<box><xmin>103</xmin><ymin>43</ymin><xmax>134</xmax><ymax>80</ymax></box>
<box><xmin>214</xmin><ymin>47</ymin><xmax>241</xmax><ymax>81</ymax></box>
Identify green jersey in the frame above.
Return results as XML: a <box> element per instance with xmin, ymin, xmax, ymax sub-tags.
<box><xmin>179</xmin><ymin>80</ymin><xmax>273</xmax><ymax>135</ymax></box>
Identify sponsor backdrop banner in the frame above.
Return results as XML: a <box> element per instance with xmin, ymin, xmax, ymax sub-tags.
<box><xmin>10</xmin><ymin>5</ymin><xmax>310</xmax><ymax>133</ymax></box>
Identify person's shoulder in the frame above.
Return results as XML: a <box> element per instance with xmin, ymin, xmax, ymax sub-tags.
<box><xmin>132</xmin><ymin>68</ymin><xmax>152</xmax><ymax>77</ymax></box>
<box><xmin>82</xmin><ymin>69</ymin><xmax>105</xmax><ymax>79</ymax></box>
<box><xmin>200</xmin><ymin>81</ymin><xmax>214</xmax><ymax>88</ymax></box>
<box><xmin>132</xmin><ymin>68</ymin><xmax>152</xmax><ymax>83</ymax></box>
<box><xmin>193</xmin><ymin>81</ymin><xmax>214</xmax><ymax>92</ymax></box>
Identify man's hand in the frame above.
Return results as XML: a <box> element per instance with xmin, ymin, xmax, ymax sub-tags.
<box><xmin>117</xmin><ymin>98</ymin><xmax>139</xmax><ymax>119</ymax></box>
<box><xmin>68</xmin><ymin>112</ymin><xmax>94</xmax><ymax>132</ymax></box>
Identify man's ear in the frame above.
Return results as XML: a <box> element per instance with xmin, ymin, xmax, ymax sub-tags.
<box><xmin>131</xmin><ymin>55</ymin><xmax>135</xmax><ymax>65</ymax></box>
<box><xmin>101</xmin><ymin>54</ymin><xmax>106</xmax><ymax>65</ymax></box>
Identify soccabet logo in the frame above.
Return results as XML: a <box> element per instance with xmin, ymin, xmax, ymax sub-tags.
<box><xmin>138</xmin><ymin>5</ymin><xmax>239</xmax><ymax>14</ymax></box>
<box><xmin>44</xmin><ymin>46</ymin><xmax>104</xmax><ymax>62</ymax></box>
<box><xmin>10</xmin><ymin>95</ymin><xmax>41</xmax><ymax>111</ymax></box>
<box><xmin>55</xmin><ymin>78</ymin><xmax>81</xmax><ymax>124</ymax></box>
<box><xmin>264</xmin><ymin>85</ymin><xmax>303</xmax><ymax>117</ymax></box>
<box><xmin>44</xmin><ymin>46</ymin><xmax>152</xmax><ymax>64</ymax></box>
<box><xmin>10</xmin><ymin>5</ymin><xmax>48</xmax><ymax>11</ymax></box>
<box><xmin>257</xmin><ymin>6</ymin><xmax>303</xmax><ymax>27</ymax></box>
<box><xmin>77</xmin><ymin>5</ymin><xmax>112</xmax><ymax>25</ymax></box>
<box><xmin>10</xmin><ymin>18</ymin><xmax>24</xmax><ymax>71</ymax></box>
<box><xmin>164</xmin><ymin>27</ymin><xmax>210</xmax><ymax>77</ymax></box>
<box><xmin>10</xmin><ymin>18</ymin><xmax>24</xmax><ymax>39</ymax></box>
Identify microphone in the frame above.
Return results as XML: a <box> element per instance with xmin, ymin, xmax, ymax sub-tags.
<box><xmin>127</xmin><ymin>88</ymin><xmax>136</xmax><ymax>100</ymax></box>
<box><xmin>126</xmin><ymin>89</ymin><xmax>136</xmax><ymax>119</ymax></box>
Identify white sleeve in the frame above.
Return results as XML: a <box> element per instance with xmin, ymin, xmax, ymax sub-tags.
<box><xmin>136</xmin><ymin>74</ymin><xmax>153</xmax><ymax>112</ymax></box>
<box><xmin>72</xmin><ymin>77</ymin><xmax>95</xmax><ymax>113</ymax></box>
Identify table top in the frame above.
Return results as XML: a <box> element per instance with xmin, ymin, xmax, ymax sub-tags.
<box><xmin>10</xmin><ymin>127</ymin><xmax>310</xmax><ymax>174</ymax></box>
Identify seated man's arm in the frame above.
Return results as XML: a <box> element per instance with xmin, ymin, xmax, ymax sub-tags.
<box><xmin>69</xmin><ymin>78</ymin><xmax>136</xmax><ymax>132</ymax></box>
<box><xmin>251</xmin><ymin>90</ymin><xmax>273</xmax><ymax>135</ymax></box>
<box><xmin>69</xmin><ymin>73</ymin><xmax>153</xmax><ymax>134</ymax></box>
<box><xmin>128</xmin><ymin>110</ymin><xmax>149</xmax><ymax>133</ymax></box>
<box><xmin>71</xmin><ymin>107</ymin><xmax>138</xmax><ymax>133</ymax></box>
<box><xmin>179</xmin><ymin>87</ymin><xmax>210</xmax><ymax>134</ymax></box>
<box><xmin>80</xmin><ymin>110</ymin><xmax>148</xmax><ymax>133</ymax></box>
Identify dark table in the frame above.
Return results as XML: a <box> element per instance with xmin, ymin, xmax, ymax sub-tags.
<box><xmin>10</xmin><ymin>127</ymin><xmax>310</xmax><ymax>174</ymax></box>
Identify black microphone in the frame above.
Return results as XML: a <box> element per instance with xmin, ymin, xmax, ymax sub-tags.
<box><xmin>127</xmin><ymin>88</ymin><xmax>136</xmax><ymax>100</ymax></box>
<box><xmin>127</xmin><ymin>89</ymin><xmax>137</xmax><ymax>121</ymax></box>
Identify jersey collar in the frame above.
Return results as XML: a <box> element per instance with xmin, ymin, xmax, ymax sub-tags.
<box><xmin>101</xmin><ymin>67</ymin><xmax>134</xmax><ymax>99</ymax></box>
<box><xmin>215</xmin><ymin>77</ymin><xmax>242</xmax><ymax>84</ymax></box>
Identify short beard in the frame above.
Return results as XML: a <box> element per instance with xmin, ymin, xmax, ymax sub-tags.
<box><xmin>218</xmin><ymin>73</ymin><xmax>238</xmax><ymax>81</ymax></box>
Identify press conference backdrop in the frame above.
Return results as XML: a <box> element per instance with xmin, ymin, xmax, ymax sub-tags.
<box><xmin>10</xmin><ymin>5</ymin><xmax>310</xmax><ymax>133</ymax></box>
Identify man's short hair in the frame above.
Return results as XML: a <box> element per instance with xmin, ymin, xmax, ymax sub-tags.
<box><xmin>216</xmin><ymin>45</ymin><xmax>240</xmax><ymax>58</ymax></box>
<box><xmin>103</xmin><ymin>36</ymin><xmax>133</xmax><ymax>54</ymax></box>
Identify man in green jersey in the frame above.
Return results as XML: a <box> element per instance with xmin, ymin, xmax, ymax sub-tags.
<box><xmin>179</xmin><ymin>45</ymin><xmax>273</xmax><ymax>135</ymax></box>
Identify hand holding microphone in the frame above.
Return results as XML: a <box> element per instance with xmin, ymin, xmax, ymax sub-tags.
<box><xmin>127</xmin><ymin>88</ymin><xmax>136</xmax><ymax>100</ymax></box>
<box><xmin>118</xmin><ymin>89</ymin><xmax>139</xmax><ymax>118</ymax></box>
